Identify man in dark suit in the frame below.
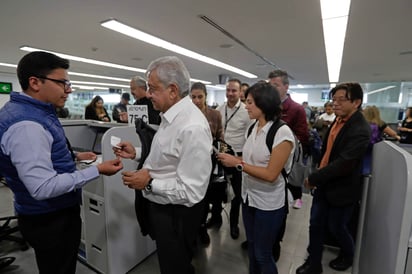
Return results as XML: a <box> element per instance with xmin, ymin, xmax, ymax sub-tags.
<box><xmin>296</xmin><ymin>83</ymin><xmax>371</xmax><ymax>274</ymax></box>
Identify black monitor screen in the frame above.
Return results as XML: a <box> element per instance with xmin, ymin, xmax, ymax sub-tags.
<box><xmin>92</xmin><ymin>131</ymin><xmax>104</xmax><ymax>154</ymax></box>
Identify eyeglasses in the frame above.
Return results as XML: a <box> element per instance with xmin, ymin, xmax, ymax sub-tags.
<box><xmin>331</xmin><ymin>96</ymin><xmax>350</xmax><ymax>103</ymax></box>
<box><xmin>37</xmin><ymin>76</ymin><xmax>72</xmax><ymax>91</ymax></box>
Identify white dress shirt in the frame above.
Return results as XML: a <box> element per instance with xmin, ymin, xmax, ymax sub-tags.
<box><xmin>143</xmin><ymin>96</ymin><xmax>212</xmax><ymax>207</ymax></box>
<box><xmin>241</xmin><ymin>121</ymin><xmax>295</xmax><ymax>210</ymax></box>
<box><xmin>217</xmin><ymin>99</ymin><xmax>251</xmax><ymax>153</ymax></box>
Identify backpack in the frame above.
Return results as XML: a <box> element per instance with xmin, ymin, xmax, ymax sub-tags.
<box><xmin>247</xmin><ymin>119</ymin><xmax>301</xmax><ymax>212</ymax></box>
<box><xmin>308</xmin><ymin>128</ymin><xmax>322</xmax><ymax>165</ymax></box>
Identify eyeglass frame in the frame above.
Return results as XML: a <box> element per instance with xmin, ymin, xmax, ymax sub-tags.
<box><xmin>36</xmin><ymin>76</ymin><xmax>72</xmax><ymax>91</ymax></box>
<box><xmin>331</xmin><ymin>96</ymin><xmax>351</xmax><ymax>103</ymax></box>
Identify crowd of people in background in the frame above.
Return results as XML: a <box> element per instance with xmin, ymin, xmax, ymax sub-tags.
<box><xmin>3</xmin><ymin>51</ymin><xmax>410</xmax><ymax>274</ymax></box>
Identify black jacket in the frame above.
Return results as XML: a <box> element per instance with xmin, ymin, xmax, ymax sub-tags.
<box><xmin>309</xmin><ymin>110</ymin><xmax>371</xmax><ymax>206</ymax></box>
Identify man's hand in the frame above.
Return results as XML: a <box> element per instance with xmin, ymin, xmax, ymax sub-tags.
<box><xmin>304</xmin><ymin>178</ymin><xmax>315</xmax><ymax>189</ymax></box>
<box><xmin>76</xmin><ymin>151</ymin><xmax>97</xmax><ymax>161</ymax></box>
<box><xmin>113</xmin><ymin>141</ymin><xmax>136</xmax><ymax>159</ymax></box>
<box><xmin>119</xmin><ymin>112</ymin><xmax>128</xmax><ymax>122</ymax></box>
<box><xmin>121</xmin><ymin>168</ymin><xmax>151</xmax><ymax>190</ymax></box>
<box><xmin>97</xmin><ymin>158</ymin><xmax>123</xmax><ymax>175</ymax></box>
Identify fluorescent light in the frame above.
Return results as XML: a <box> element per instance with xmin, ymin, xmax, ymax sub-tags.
<box><xmin>367</xmin><ymin>85</ymin><xmax>396</xmax><ymax>95</ymax></box>
<box><xmin>0</xmin><ymin>62</ymin><xmax>17</xmax><ymax>68</ymax></box>
<box><xmin>69</xmin><ymin>72</ymin><xmax>130</xmax><ymax>82</ymax></box>
<box><xmin>190</xmin><ymin>78</ymin><xmax>212</xmax><ymax>85</ymax></box>
<box><xmin>72</xmin><ymin>85</ymin><xmax>109</xmax><ymax>90</ymax></box>
<box><xmin>101</xmin><ymin>19</ymin><xmax>258</xmax><ymax>79</ymax></box>
<box><xmin>20</xmin><ymin>46</ymin><xmax>146</xmax><ymax>73</ymax></box>
<box><xmin>71</xmin><ymin>80</ymin><xmax>129</xmax><ymax>88</ymax></box>
<box><xmin>320</xmin><ymin>0</ymin><xmax>351</xmax><ymax>83</ymax></box>
<box><xmin>18</xmin><ymin>48</ymin><xmax>212</xmax><ymax>83</ymax></box>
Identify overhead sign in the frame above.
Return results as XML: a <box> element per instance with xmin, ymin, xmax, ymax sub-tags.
<box><xmin>0</xmin><ymin>82</ymin><xmax>12</xmax><ymax>94</ymax></box>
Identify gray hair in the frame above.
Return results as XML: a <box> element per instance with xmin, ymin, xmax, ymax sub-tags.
<box><xmin>146</xmin><ymin>56</ymin><xmax>190</xmax><ymax>97</ymax></box>
<box><xmin>131</xmin><ymin>76</ymin><xmax>147</xmax><ymax>90</ymax></box>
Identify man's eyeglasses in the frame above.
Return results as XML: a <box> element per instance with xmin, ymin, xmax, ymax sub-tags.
<box><xmin>331</xmin><ymin>96</ymin><xmax>350</xmax><ymax>103</ymax></box>
<box><xmin>37</xmin><ymin>76</ymin><xmax>72</xmax><ymax>91</ymax></box>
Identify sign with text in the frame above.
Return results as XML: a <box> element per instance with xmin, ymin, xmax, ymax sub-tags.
<box><xmin>0</xmin><ymin>82</ymin><xmax>12</xmax><ymax>94</ymax></box>
<box><xmin>127</xmin><ymin>105</ymin><xmax>149</xmax><ymax>126</ymax></box>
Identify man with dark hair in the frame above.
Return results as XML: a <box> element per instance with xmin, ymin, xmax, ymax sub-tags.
<box><xmin>296</xmin><ymin>83</ymin><xmax>371</xmax><ymax>274</ymax></box>
<box><xmin>268</xmin><ymin>69</ymin><xmax>309</xmax><ymax>259</ymax></box>
<box><xmin>112</xmin><ymin>93</ymin><xmax>130</xmax><ymax>123</ymax></box>
<box><xmin>216</xmin><ymin>78</ymin><xmax>251</xmax><ymax>239</ymax></box>
<box><xmin>130</xmin><ymin>75</ymin><xmax>161</xmax><ymax>125</ymax></box>
<box><xmin>0</xmin><ymin>51</ymin><xmax>123</xmax><ymax>274</ymax></box>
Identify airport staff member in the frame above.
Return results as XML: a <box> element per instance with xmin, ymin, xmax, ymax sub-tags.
<box><xmin>0</xmin><ymin>51</ymin><xmax>123</xmax><ymax>274</ymax></box>
<box><xmin>115</xmin><ymin>56</ymin><xmax>212</xmax><ymax>274</ymax></box>
<box><xmin>112</xmin><ymin>92</ymin><xmax>130</xmax><ymax>123</ymax></box>
<box><xmin>296</xmin><ymin>83</ymin><xmax>371</xmax><ymax>274</ymax></box>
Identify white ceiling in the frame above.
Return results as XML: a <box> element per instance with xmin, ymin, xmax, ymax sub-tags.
<box><xmin>1</xmin><ymin>0</ymin><xmax>411</xmax><ymax>88</ymax></box>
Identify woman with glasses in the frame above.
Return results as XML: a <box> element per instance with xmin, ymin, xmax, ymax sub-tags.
<box><xmin>85</xmin><ymin>95</ymin><xmax>111</xmax><ymax>122</ymax></box>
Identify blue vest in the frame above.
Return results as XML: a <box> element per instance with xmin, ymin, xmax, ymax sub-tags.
<box><xmin>0</xmin><ymin>92</ymin><xmax>79</xmax><ymax>215</ymax></box>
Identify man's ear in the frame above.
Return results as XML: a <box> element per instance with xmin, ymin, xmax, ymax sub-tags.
<box><xmin>168</xmin><ymin>83</ymin><xmax>180</xmax><ymax>99</ymax></box>
<box><xmin>28</xmin><ymin>76</ymin><xmax>41</xmax><ymax>93</ymax></box>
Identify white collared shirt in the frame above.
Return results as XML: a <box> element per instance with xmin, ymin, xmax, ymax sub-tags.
<box><xmin>143</xmin><ymin>96</ymin><xmax>212</xmax><ymax>207</ymax></box>
<box><xmin>217</xmin><ymin>99</ymin><xmax>251</xmax><ymax>153</ymax></box>
<box><xmin>242</xmin><ymin>121</ymin><xmax>295</xmax><ymax>210</ymax></box>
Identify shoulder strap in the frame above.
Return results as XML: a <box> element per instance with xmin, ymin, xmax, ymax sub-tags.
<box><xmin>265</xmin><ymin>120</ymin><xmax>287</xmax><ymax>153</ymax></box>
<box><xmin>247</xmin><ymin>121</ymin><xmax>257</xmax><ymax>138</ymax></box>
<box><xmin>266</xmin><ymin>119</ymin><xmax>289</xmax><ymax>213</ymax></box>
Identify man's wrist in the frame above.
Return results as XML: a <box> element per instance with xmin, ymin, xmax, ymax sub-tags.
<box><xmin>144</xmin><ymin>178</ymin><xmax>153</xmax><ymax>192</ymax></box>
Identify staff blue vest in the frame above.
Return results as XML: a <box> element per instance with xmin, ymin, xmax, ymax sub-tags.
<box><xmin>0</xmin><ymin>92</ymin><xmax>79</xmax><ymax>215</ymax></box>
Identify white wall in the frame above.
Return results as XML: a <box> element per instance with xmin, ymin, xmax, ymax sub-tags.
<box><xmin>0</xmin><ymin>72</ymin><xmax>20</xmax><ymax>108</ymax></box>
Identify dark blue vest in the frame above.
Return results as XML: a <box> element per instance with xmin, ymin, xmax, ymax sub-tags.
<box><xmin>0</xmin><ymin>92</ymin><xmax>79</xmax><ymax>215</ymax></box>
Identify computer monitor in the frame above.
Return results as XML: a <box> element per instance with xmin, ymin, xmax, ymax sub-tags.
<box><xmin>92</xmin><ymin>131</ymin><xmax>105</xmax><ymax>154</ymax></box>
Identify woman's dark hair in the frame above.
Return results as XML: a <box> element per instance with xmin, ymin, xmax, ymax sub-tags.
<box><xmin>330</xmin><ymin>82</ymin><xmax>364</xmax><ymax>109</ymax></box>
<box><xmin>245</xmin><ymin>82</ymin><xmax>281</xmax><ymax>121</ymax></box>
<box><xmin>190</xmin><ymin>82</ymin><xmax>207</xmax><ymax>97</ymax></box>
<box><xmin>87</xmin><ymin>95</ymin><xmax>104</xmax><ymax>108</ymax></box>
<box><xmin>17</xmin><ymin>51</ymin><xmax>70</xmax><ymax>91</ymax></box>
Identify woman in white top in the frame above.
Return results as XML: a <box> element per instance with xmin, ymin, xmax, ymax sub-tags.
<box><xmin>217</xmin><ymin>82</ymin><xmax>295</xmax><ymax>274</ymax></box>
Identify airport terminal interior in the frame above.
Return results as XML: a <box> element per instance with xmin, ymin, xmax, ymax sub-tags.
<box><xmin>1</xmin><ymin>1</ymin><xmax>412</xmax><ymax>274</ymax></box>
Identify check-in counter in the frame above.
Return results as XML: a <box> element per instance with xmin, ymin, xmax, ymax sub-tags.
<box><xmin>61</xmin><ymin>120</ymin><xmax>156</xmax><ymax>274</ymax></box>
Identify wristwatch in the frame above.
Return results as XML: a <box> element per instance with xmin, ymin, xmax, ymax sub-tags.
<box><xmin>144</xmin><ymin>178</ymin><xmax>153</xmax><ymax>192</ymax></box>
<box><xmin>236</xmin><ymin>161</ymin><xmax>245</xmax><ymax>172</ymax></box>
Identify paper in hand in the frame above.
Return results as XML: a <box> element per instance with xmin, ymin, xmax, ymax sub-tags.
<box><xmin>111</xmin><ymin>136</ymin><xmax>121</xmax><ymax>149</ymax></box>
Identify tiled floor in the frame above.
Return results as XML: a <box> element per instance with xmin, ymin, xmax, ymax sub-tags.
<box><xmin>1</xmin><ymin>184</ymin><xmax>351</xmax><ymax>274</ymax></box>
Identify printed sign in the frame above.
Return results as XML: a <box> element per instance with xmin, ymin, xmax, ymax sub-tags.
<box><xmin>127</xmin><ymin>105</ymin><xmax>149</xmax><ymax>126</ymax></box>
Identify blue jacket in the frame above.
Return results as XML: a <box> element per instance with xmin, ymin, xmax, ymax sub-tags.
<box><xmin>0</xmin><ymin>92</ymin><xmax>79</xmax><ymax>215</ymax></box>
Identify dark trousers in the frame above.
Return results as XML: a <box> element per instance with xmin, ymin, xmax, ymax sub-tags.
<box><xmin>307</xmin><ymin>190</ymin><xmax>355</xmax><ymax>266</ymax></box>
<box><xmin>149</xmin><ymin>200</ymin><xmax>205</xmax><ymax>274</ymax></box>
<box><xmin>227</xmin><ymin>169</ymin><xmax>242</xmax><ymax>227</ymax></box>
<box><xmin>287</xmin><ymin>183</ymin><xmax>302</xmax><ymax>200</ymax></box>
<box><xmin>242</xmin><ymin>201</ymin><xmax>286</xmax><ymax>274</ymax></box>
<box><xmin>200</xmin><ymin>177</ymin><xmax>226</xmax><ymax>225</ymax></box>
<box><xmin>18</xmin><ymin>205</ymin><xmax>81</xmax><ymax>274</ymax></box>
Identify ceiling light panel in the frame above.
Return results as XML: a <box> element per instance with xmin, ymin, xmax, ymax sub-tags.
<box><xmin>101</xmin><ymin>19</ymin><xmax>258</xmax><ymax>79</ymax></box>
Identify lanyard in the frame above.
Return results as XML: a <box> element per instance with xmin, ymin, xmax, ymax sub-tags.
<box><xmin>224</xmin><ymin>104</ymin><xmax>240</xmax><ymax>133</ymax></box>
